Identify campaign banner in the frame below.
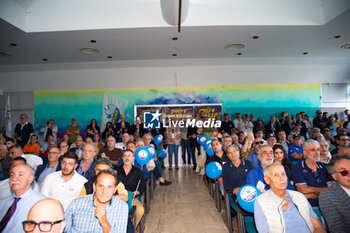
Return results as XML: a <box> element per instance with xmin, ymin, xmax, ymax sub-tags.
<box><xmin>101</xmin><ymin>93</ymin><xmax>128</xmax><ymax>131</ymax></box>
<box><xmin>194</xmin><ymin>105</ymin><xmax>222</xmax><ymax>120</ymax></box>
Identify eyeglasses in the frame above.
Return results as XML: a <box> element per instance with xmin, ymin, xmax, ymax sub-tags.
<box><xmin>254</xmin><ymin>141</ymin><xmax>264</xmax><ymax>145</ymax></box>
<box><xmin>335</xmin><ymin>169</ymin><xmax>350</xmax><ymax>177</ymax></box>
<box><xmin>22</xmin><ymin>219</ymin><xmax>64</xmax><ymax>232</ymax></box>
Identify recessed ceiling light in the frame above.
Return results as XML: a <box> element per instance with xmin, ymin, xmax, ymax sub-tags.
<box><xmin>340</xmin><ymin>43</ymin><xmax>350</xmax><ymax>49</ymax></box>
<box><xmin>90</xmin><ymin>40</ymin><xmax>96</xmax><ymax>43</ymax></box>
<box><xmin>225</xmin><ymin>44</ymin><xmax>246</xmax><ymax>50</ymax></box>
<box><xmin>0</xmin><ymin>52</ymin><xmax>11</xmax><ymax>57</ymax></box>
<box><xmin>302</xmin><ymin>52</ymin><xmax>309</xmax><ymax>55</ymax></box>
<box><xmin>334</xmin><ymin>35</ymin><xmax>341</xmax><ymax>39</ymax></box>
<box><xmin>252</xmin><ymin>36</ymin><xmax>259</xmax><ymax>39</ymax></box>
<box><xmin>237</xmin><ymin>53</ymin><xmax>242</xmax><ymax>56</ymax></box>
<box><xmin>172</xmin><ymin>53</ymin><xmax>177</xmax><ymax>57</ymax></box>
<box><xmin>42</xmin><ymin>58</ymin><xmax>48</xmax><ymax>61</ymax></box>
<box><xmin>80</xmin><ymin>48</ymin><xmax>100</xmax><ymax>54</ymax></box>
<box><xmin>107</xmin><ymin>56</ymin><xmax>113</xmax><ymax>59</ymax></box>
<box><xmin>10</xmin><ymin>43</ymin><xmax>17</xmax><ymax>47</ymax></box>
<box><xmin>172</xmin><ymin>37</ymin><xmax>178</xmax><ymax>41</ymax></box>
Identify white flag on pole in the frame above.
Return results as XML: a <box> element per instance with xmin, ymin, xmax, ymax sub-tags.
<box><xmin>101</xmin><ymin>93</ymin><xmax>128</xmax><ymax>131</ymax></box>
<box><xmin>5</xmin><ymin>94</ymin><xmax>12</xmax><ymax>137</ymax></box>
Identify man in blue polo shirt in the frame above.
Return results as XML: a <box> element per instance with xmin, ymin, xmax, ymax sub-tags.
<box><xmin>288</xmin><ymin>134</ymin><xmax>304</xmax><ymax>164</ymax></box>
<box><xmin>247</xmin><ymin>145</ymin><xmax>294</xmax><ymax>193</ymax></box>
<box><xmin>292</xmin><ymin>139</ymin><xmax>332</xmax><ymax>207</ymax></box>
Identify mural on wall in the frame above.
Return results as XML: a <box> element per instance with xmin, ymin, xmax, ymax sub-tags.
<box><xmin>34</xmin><ymin>83</ymin><xmax>321</xmax><ymax>137</ymax></box>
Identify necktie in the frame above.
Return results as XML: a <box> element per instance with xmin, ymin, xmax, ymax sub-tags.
<box><xmin>0</xmin><ymin>197</ymin><xmax>21</xmax><ymax>232</ymax></box>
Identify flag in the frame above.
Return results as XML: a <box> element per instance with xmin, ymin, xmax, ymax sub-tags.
<box><xmin>5</xmin><ymin>94</ymin><xmax>12</xmax><ymax>137</ymax></box>
<box><xmin>101</xmin><ymin>93</ymin><xmax>128</xmax><ymax>131</ymax></box>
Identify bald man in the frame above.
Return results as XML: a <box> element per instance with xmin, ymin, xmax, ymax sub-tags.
<box><xmin>23</xmin><ymin>199</ymin><xmax>66</xmax><ymax>233</ymax></box>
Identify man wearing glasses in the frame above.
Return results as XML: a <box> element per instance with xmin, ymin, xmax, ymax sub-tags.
<box><xmin>246</xmin><ymin>137</ymin><xmax>265</xmax><ymax>169</ymax></box>
<box><xmin>0</xmin><ymin>164</ymin><xmax>46</xmax><ymax>233</ymax></box>
<box><xmin>23</xmin><ymin>198</ymin><xmax>65</xmax><ymax>233</ymax></box>
<box><xmin>35</xmin><ymin>147</ymin><xmax>61</xmax><ymax>188</ymax></box>
<box><xmin>292</xmin><ymin>140</ymin><xmax>332</xmax><ymax>208</ymax></box>
<box><xmin>319</xmin><ymin>154</ymin><xmax>350</xmax><ymax>233</ymax></box>
<box><xmin>40</xmin><ymin>152</ymin><xmax>87</xmax><ymax>211</ymax></box>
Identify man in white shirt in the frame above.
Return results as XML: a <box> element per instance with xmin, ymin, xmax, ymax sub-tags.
<box><xmin>115</xmin><ymin>133</ymin><xmax>129</xmax><ymax>151</ymax></box>
<box><xmin>40</xmin><ymin>152</ymin><xmax>87</xmax><ymax>210</ymax></box>
<box><xmin>8</xmin><ymin>144</ymin><xmax>43</xmax><ymax>172</ymax></box>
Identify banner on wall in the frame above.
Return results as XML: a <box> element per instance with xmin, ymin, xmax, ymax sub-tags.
<box><xmin>5</xmin><ymin>94</ymin><xmax>12</xmax><ymax>137</ymax></box>
<box><xmin>101</xmin><ymin>93</ymin><xmax>128</xmax><ymax>131</ymax></box>
<box><xmin>135</xmin><ymin>103</ymin><xmax>222</xmax><ymax>128</ymax></box>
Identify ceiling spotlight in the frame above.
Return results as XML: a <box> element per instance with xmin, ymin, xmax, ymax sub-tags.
<box><xmin>172</xmin><ymin>53</ymin><xmax>177</xmax><ymax>56</ymax></box>
<box><xmin>237</xmin><ymin>53</ymin><xmax>242</xmax><ymax>56</ymax></box>
<box><xmin>107</xmin><ymin>56</ymin><xmax>113</xmax><ymax>59</ymax></box>
<box><xmin>340</xmin><ymin>43</ymin><xmax>350</xmax><ymax>49</ymax></box>
<box><xmin>252</xmin><ymin>36</ymin><xmax>259</xmax><ymax>39</ymax></box>
<box><xmin>225</xmin><ymin>44</ymin><xmax>246</xmax><ymax>50</ymax></box>
<box><xmin>302</xmin><ymin>52</ymin><xmax>309</xmax><ymax>55</ymax></box>
<box><xmin>80</xmin><ymin>48</ymin><xmax>100</xmax><ymax>54</ymax></box>
<box><xmin>172</xmin><ymin>37</ymin><xmax>178</xmax><ymax>41</ymax></box>
<box><xmin>42</xmin><ymin>58</ymin><xmax>48</xmax><ymax>61</ymax></box>
<box><xmin>90</xmin><ymin>40</ymin><xmax>96</xmax><ymax>43</ymax></box>
<box><xmin>0</xmin><ymin>52</ymin><xmax>11</xmax><ymax>57</ymax></box>
<box><xmin>10</xmin><ymin>43</ymin><xmax>17</xmax><ymax>47</ymax></box>
<box><xmin>334</xmin><ymin>35</ymin><xmax>341</xmax><ymax>39</ymax></box>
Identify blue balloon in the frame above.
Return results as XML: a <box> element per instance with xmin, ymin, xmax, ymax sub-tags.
<box><xmin>154</xmin><ymin>134</ymin><xmax>163</xmax><ymax>146</ymax></box>
<box><xmin>205</xmin><ymin>144</ymin><xmax>214</xmax><ymax>156</ymax></box>
<box><xmin>147</xmin><ymin>146</ymin><xmax>155</xmax><ymax>159</ymax></box>
<box><xmin>197</xmin><ymin>135</ymin><xmax>208</xmax><ymax>146</ymax></box>
<box><xmin>158</xmin><ymin>148</ymin><xmax>167</xmax><ymax>159</ymax></box>
<box><xmin>135</xmin><ymin>147</ymin><xmax>150</xmax><ymax>166</ymax></box>
<box><xmin>205</xmin><ymin>162</ymin><xmax>222</xmax><ymax>179</ymax></box>
<box><xmin>237</xmin><ymin>185</ymin><xmax>262</xmax><ymax>213</ymax></box>
<box><xmin>205</xmin><ymin>138</ymin><xmax>213</xmax><ymax>146</ymax></box>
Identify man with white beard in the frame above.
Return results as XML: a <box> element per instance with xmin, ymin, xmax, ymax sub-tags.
<box><xmin>246</xmin><ymin>145</ymin><xmax>294</xmax><ymax>193</ymax></box>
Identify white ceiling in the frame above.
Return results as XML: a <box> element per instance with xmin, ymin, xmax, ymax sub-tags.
<box><xmin>0</xmin><ymin>0</ymin><xmax>349</xmax><ymax>69</ymax></box>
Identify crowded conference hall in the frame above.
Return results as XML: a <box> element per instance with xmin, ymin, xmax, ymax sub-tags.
<box><xmin>1</xmin><ymin>1</ymin><xmax>350</xmax><ymax>233</ymax></box>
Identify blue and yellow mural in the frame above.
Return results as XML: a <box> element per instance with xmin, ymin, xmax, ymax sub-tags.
<box><xmin>34</xmin><ymin>83</ymin><xmax>321</xmax><ymax>134</ymax></box>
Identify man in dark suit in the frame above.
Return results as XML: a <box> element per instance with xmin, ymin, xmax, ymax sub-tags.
<box><xmin>115</xmin><ymin>114</ymin><xmax>130</xmax><ymax>142</ymax></box>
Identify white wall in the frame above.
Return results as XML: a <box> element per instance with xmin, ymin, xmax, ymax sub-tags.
<box><xmin>0</xmin><ymin>57</ymin><xmax>349</xmax><ymax>91</ymax></box>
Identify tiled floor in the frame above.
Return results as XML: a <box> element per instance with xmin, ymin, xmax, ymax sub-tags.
<box><xmin>144</xmin><ymin>167</ymin><xmax>230</xmax><ymax>233</ymax></box>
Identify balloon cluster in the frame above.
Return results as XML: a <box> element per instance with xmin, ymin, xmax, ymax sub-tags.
<box><xmin>135</xmin><ymin>134</ymin><xmax>166</xmax><ymax>165</ymax></box>
<box><xmin>197</xmin><ymin>135</ymin><xmax>214</xmax><ymax>156</ymax></box>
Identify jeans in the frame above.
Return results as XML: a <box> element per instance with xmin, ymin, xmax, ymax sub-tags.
<box><xmin>168</xmin><ymin>144</ymin><xmax>179</xmax><ymax>167</ymax></box>
<box><xmin>181</xmin><ymin>139</ymin><xmax>192</xmax><ymax>165</ymax></box>
<box><xmin>190</xmin><ymin>144</ymin><xmax>198</xmax><ymax>167</ymax></box>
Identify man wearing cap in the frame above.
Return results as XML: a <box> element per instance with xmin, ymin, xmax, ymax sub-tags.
<box><xmin>288</xmin><ymin>134</ymin><xmax>304</xmax><ymax>164</ymax></box>
<box><xmin>254</xmin><ymin>163</ymin><xmax>325</xmax><ymax>233</ymax></box>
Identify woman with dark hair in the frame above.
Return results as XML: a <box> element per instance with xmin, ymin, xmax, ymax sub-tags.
<box><xmin>253</xmin><ymin>118</ymin><xmax>266</xmax><ymax>136</ymax></box>
<box><xmin>273</xmin><ymin>143</ymin><xmax>293</xmax><ymax>182</ymax></box>
<box><xmin>102</xmin><ymin>122</ymin><xmax>115</xmax><ymax>143</ymax></box>
<box><xmin>86</xmin><ymin>119</ymin><xmax>100</xmax><ymax>139</ymax></box>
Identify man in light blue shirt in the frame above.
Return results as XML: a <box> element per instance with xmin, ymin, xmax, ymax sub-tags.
<box><xmin>0</xmin><ymin>164</ymin><xmax>46</xmax><ymax>233</ymax></box>
<box><xmin>64</xmin><ymin>170</ymin><xmax>128</xmax><ymax>233</ymax></box>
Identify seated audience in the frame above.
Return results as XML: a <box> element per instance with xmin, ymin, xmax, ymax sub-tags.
<box><xmin>288</xmin><ymin>134</ymin><xmax>304</xmax><ymax>164</ymax></box>
<box><xmin>254</xmin><ymin>163</ymin><xmax>326</xmax><ymax>233</ymax></box>
<box><xmin>0</xmin><ymin>164</ymin><xmax>46</xmax><ymax>233</ymax></box>
<box><xmin>23</xmin><ymin>134</ymin><xmax>40</xmax><ymax>156</ymax></box>
<box><xmin>115</xmin><ymin>114</ymin><xmax>130</xmax><ymax>142</ymax></box>
<box><xmin>222</xmin><ymin>136</ymin><xmax>233</xmax><ymax>152</ymax></box>
<box><xmin>318</xmin><ymin>140</ymin><xmax>331</xmax><ymax>164</ymax></box>
<box><xmin>64</xmin><ymin>170</ymin><xmax>128</xmax><ymax>233</ymax></box>
<box><xmin>39</xmin><ymin>119</ymin><xmax>58</xmax><ymax>144</ymax></box>
<box><xmin>40</xmin><ymin>152</ymin><xmax>87</xmax><ymax>210</ymax></box>
<box><xmin>247</xmin><ymin>145</ymin><xmax>293</xmax><ymax>193</ymax></box>
<box><xmin>86</xmin><ymin>118</ymin><xmax>100</xmax><ymax>139</ymax></box>
<box><xmin>265</xmin><ymin>116</ymin><xmax>281</xmax><ymax>137</ymax></box>
<box><xmin>266</xmin><ymin>135</ymin><xmax>277</xmax><ymax>147</ymax></box>
<box><xmin>76</xmin><ymin>142</ymin><xmax>97</xmax><ymax>181</ymax></box>
<box><xmin>273</xmin><ymin>144</ymin><xmax>292</xmax><ymax>181</ymax></box>
<box><xmin>102</xmin><ymin>122</ymin><xmax>116</xmax><ymax>143</ymax></box>
<box><xmin>331</xmin><ymin>134</ymin><xmax>350</xmax><ymax>155</ymax></box>
<box><xmin>223</xmin><ymin>145</ymin><xmax>253</xmax><ymax>201</ymax></box>
<box><xmin>41</xmin><ymin>135</ymin><xmax>55</xmax><ymax>154</ymax></box>
<box><xmin>319</xmin><ymin>154</ymin><xmax>350</xmax><ymax>233</ymax></box>
<box><xmin>0</xmin><ymin>144</ymin><xmax>11</xmax><ymax>179</ymax></box>
<box><xmin>5</xmin><ymin>138</ymin><xmax>15</xmax><ymax>150</ymax></box>
<box><xmin>291</xmin><ymin>140</ymin><xmax>332</xmax><ymax>207</ymax></box>
<box><xmin>116</xmin><ymin>149</ymin><xmax>145</xmax><ymax>227</ymax></box>
<box><xmin>42</xmin><ymin>140</ymin><xmax>57</xmax><ymax>159</ymax></box>
<box><xmin>277</xmin><ymin>130</ymin><xmax>290</xmax><ymax>154</ymax></box>
<box><xmin>99</xmin><ymin>135</ymin><xmax>123</xmax><ymax>166</ymax></box>
<box><xmin>93</xmin><ymin>133</ymin><xmax>104</xmax><ymax>151</ymax></box>
<box><xmin>8</xmin><ymin>144</ymin><xmax>43</xmax><ymax>172</ymax></box>
<box><xmin>69</xmin><ymin>135</ymin><xmax>84</xmax><ymax>158</ymax></box>
<box><xmin>24</xmin><ymin>198</ymin><xmax>66</xmax><ymax>233</ymax></box>
<box><xmin>58</xmin><ymin>141</ymin><xmax>69</xmax><ymax>157</ymax></box>
<box><xmin>35</xmin><ymin>147</ymin><xmax>61</xmax><ymax>188</ymax></box>
<box><xmin>84</xmin><ymin>158</ymin><xmax>128</xmax><ymax>202</ymax></box>
<box><xmin>246</xmin><ymin>137</ymin><xmax>264</xmax><ymax>169</ymax></box>
<box><xmin>115</xmin><ymin>132</ymin><xmax>130</xmax><ymax>151</ymax></box>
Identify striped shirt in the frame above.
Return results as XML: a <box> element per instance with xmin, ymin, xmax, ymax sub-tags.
<box><xmin>64</xmin><ymin>194</ymin><xmax>128</xmax><ymax>233</ymax></box>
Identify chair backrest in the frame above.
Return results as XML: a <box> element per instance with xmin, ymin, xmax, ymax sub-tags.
<box><xmin>127</xmin><ymin>191</ymin><xmax>134</xmax><ymax>214</ymax></box>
